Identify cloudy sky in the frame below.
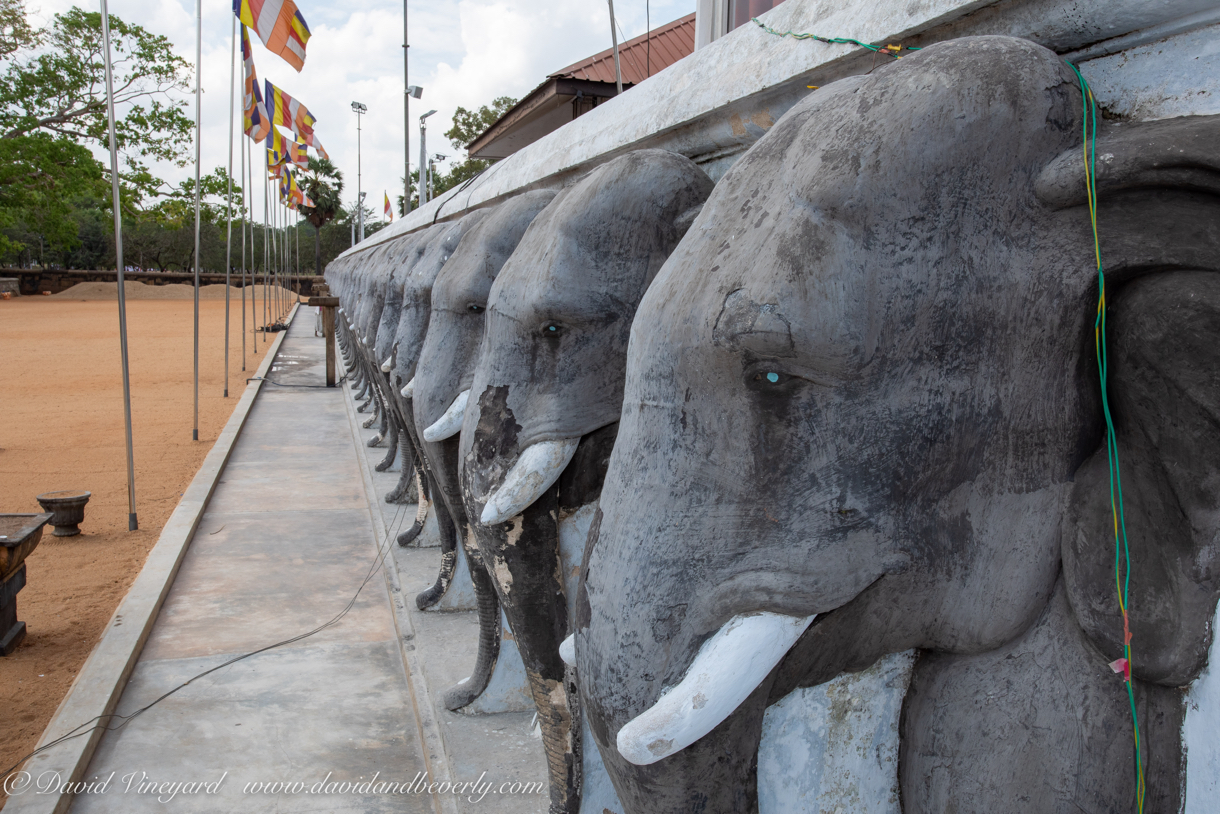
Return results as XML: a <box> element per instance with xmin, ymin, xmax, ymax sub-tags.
<box><xmin>30</xmin><ymin>0</ymin><xmax>695</xmax><ymax>222</ymax></box>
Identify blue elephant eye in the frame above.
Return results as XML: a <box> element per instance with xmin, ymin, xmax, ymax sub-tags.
<box><xmin>751</xmin><ymin>370</ymin><xmax>791</xmax><ymax>387</ymax></box>
<box><xmin>467</xmin><ymin>303</ymin><xmax>485</xmax><ymax>314</ymax></box>
<box><xmin>542</xmin><ymin>322</ymin><xmax>563</xmax><ymax>337</ymax></box>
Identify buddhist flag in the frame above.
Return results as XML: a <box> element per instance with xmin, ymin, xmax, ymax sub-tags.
<box><xmin>234</xmin><ymin>0</ymin><xmax>311</xmax><ymax>72</ymax></box>
<box><xmin>384</xmin><ymin>192</ymin><xmax>392</xmax><ymax>220</ymax></box>
<box><xmin>241</xmin><ymin>27</ymin><xmax>271</xmax><ymax>142</ymax></box>
<box><xmin>264</xmin><ymin>79</ymin><xmax>326</xmax><ymax>157</ymax></box>
<box><xmin>288</xmin><ymin>138</ymin><xmax>310</xmax><ymax>168</ymax></box>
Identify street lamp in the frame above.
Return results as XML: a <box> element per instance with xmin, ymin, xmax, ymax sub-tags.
<box><xmin>351</xmin><ymin>101</ymin><xmax>367</xmax><ymax>241</ymax></box>
<box><xmin>405</xmin><ymin>85</ymin><xmax>423</xmax><ymax>213</ymax></box>
<box><xmin>419</xmin><ymin>109</ymin><xmax>436</xmax><ymax>205</ymax></box>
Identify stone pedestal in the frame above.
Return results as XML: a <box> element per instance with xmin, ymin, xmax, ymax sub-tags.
<box><xmin>0</xmin><ymin>513</ymin><xmax>51</xmax><ymax>656</ymax></box>
<box><xmin>36</xmin><ymin>490</ymin><xmax>91</xmax><ymax>536</ymax></box>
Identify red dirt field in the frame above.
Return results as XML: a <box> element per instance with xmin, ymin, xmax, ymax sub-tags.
<box><xmin>0</xmin><ymin>285</ymin><xmax>296</xmax><ymax>796</ymax></box>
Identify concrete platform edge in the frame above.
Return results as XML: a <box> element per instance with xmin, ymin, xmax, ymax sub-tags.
<box><xmin>339</xmin><ymin>369</ymin><xmax>459</xmax><ymax>814</ymax></box>
<box><xmin>5</xmin><ymin>304</ymin><xmax>300</xmax><ymax>814</ymax></box>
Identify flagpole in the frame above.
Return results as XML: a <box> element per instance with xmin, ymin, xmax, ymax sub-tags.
<box><xmin>224</xmin><ymin>14</ymin><xmax>236</xmax><ymax>398</ymax></box>
<box><xmin>241</xmin><ymin>117</ymin><xmax>247</xmax><ymax>371</ymax></box>
<box><xmin>192</xmin><ymin>0</ymin><xmax>202</xmax><ymax>442</ymax></box>
<box><xmin>264</xmin><ymin>150</ymin><xmax>269</xmax><ymax>338</ymax></box>
<box><xmin>100</xmin><ymin>0</ymin><xmax>138</xmax><ymax>531</ymax></box>
<box><xmin>249</xmin><ymin>136</ymin><xmax>257</xmax><ymax>354</ymax></box>
<box><xmin>409</xmin><ymin>0</ymin><xmax>414</xmax><ymax>214</ymax></box>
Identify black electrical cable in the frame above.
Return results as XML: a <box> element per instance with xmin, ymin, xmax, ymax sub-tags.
<box><xmin>2</xmin><ymin>459</ymin><xmax>409</xmax><ymax>781</ymax></box>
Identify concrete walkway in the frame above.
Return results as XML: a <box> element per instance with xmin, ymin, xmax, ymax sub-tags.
<box><xmin>67</xmin><ymin>317</ymin><xmax>435</xmax><ymax>814</ymax></box>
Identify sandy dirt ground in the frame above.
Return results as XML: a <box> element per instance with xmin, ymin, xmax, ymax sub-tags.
<box><xmin>0</xmin><ymin>283</ymin><xmax>298</xmax><ymax>792</ymax></box>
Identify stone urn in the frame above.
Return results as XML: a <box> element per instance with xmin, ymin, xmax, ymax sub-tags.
<box><xmin>36</xmin><ymin>490</ymin><xmax>92</xmax><ymax>537</ymax></box>
<box><xmin>0</xmin><ymin>513</ymin><xmax>52</xmax><ymax>655</ymax></box>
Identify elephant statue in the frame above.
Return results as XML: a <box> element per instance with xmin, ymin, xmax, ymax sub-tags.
<box><xmin>386</xmin><ymin>210</ymin><xmax>487</xmax><ymax>569</ymax></box>
<box><xmin>459</xmin><ymin>150</ymin><xmax>713</xmax><ymax>813</ymax></box>
<box><xmin>411</xmin><ymin>189</ymin><xmax>557</xmax><ymax>708</ymax></box>
<box><xmin>573</xmin><ymin>36</ymin><xmax>1220</xmax><ymax>814</ymax></box>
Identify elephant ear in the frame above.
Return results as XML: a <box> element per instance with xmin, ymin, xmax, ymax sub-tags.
<box><xmin>1053</xmin><ymin>114</ymin><xmax>1220</xmax><ymax>687</ymax></box>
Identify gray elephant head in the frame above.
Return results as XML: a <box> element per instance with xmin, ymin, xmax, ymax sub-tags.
<box><xmin>457</xmin><ymin>150</ymin><xmax>712</xmax><ymax>814</ymax></box>
<box><xmin>413</xmin><ymin>190</ymin><xmax>558</xmax><ymax>500</ymax></box>
<box><xmin>373</xmin><ymin>231</ymin><xmax>431</xmax><ymax>369</ymax></box>
<box><xmin>388</xmin><ymin>211</ymin><xmax>488</xmax><ymax>397</ymax></box>
<box><xmin>459</xmin><ymin>150</ymin><xmax>712</xmax><ymax>524</ymax></box>
<box><xmin>574</xmin><ymin>37</ymin><xmax>1220</xmax><ymax>814</ymax></box>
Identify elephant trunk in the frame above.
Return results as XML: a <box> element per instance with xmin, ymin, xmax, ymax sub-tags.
<box><xmin>442</xmin><ymin>530</ymin><xmax>503</xmax><ymax>710</ymax></box>
<box><xmin>374</xmin><ymin>418</ymin><xmax>399</xmax><ymax>471</ymax></box>
<box><xmin>415</xmin><ymin>475</ymin><xmax>458</xmax><ymax>609</ymax></box>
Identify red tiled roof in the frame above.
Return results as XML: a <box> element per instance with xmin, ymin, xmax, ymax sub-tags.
<box><xmin>550</xmin><ymin>13</ymin><xmax>696</xmax><ymax>85</ymax></box>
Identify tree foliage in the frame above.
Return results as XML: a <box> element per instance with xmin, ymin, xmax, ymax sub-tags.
<box><xmin>421</xmin><ymin>96</ymin><xmax>517</xmax><ymax>203</ymax></box>
<box><xmin>0</xmin><ymin>0</ymin><xmax>37</xmax><ymax>60</ymax></box>
<box><xmin>0</xmin><ymin>3</ymin><xmax>198</xmax><ymax>261</ymax></box>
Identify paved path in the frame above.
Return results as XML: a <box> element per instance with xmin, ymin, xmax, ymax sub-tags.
<box><xmin>69</xmin><ymin>316</ymin><xmax>434</xmax><ymax>814</ymax></box>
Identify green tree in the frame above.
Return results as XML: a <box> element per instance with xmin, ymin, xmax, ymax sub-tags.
<box><xmin>0</xmin><ymin>5</ymin><xmax>194</xmax><ymax>262</ymax></box>
<box><xmin>431</xmin><ymin>96</ymin><xmax>517</xmax><ymax>198</ymax></box>
<box><xmin>0</xmin><ymin>0</ymin><xmax>37</xmax><ymax>60</ymax></box>
<box><xmin>298</xmin><ymin>157</ymin><xmax>343</xmax><ymax>274</ymax></box>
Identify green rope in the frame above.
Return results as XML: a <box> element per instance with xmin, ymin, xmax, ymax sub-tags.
<box><xmin>751</xmin><ymin>17</ymin><xmax>921</xmax><ymax>57</ymax></box>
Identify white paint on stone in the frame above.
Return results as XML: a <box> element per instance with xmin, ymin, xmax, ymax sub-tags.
<box><xmin>1183</xmin><ymin>600</ymin><xmax>1220</xmax><ymax>814</ymax></box>
<box><xmin>758</xmin><ymin>649</ymin><xmax>916</xmax><ymax>814</ymax></box>
<box><xmin>558</xmin><ymin>501</ymin><xmax>625</xmax><ymax>814</ymax></box>
<box><xmin>558</xmin><ymin>502</ymin><xmax>598</xmax><ymax>624</ymax></box>
<box><xmin>1080</xmin><ymin>23</ymin><xmax>1220</xmax><ymax>120</ymax></box>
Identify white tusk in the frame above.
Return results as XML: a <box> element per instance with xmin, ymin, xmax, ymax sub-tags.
<box><xmin>422</xmin><ymin>389</ymin><xmax>470</xmax><ymax>442</ymax></box>
<box><xmin>559</xmin><ymin>634</ymin><xmax>576</xmax><ymax>667</ymax></box>
<box><xmin>480</xmin><ymin>438</ymin><xmax>580</xmax><ymax>525</ymax></box>
<box><xmin>381</xmin><ymin>357</ymin><xmax>393</xmax><ymax>372</ymax></box>
<box><xmin>616</xmin><ymin>611</ymin><xmax>816</xmax><ymax>766</ymax></box>
<box><xmin>362</xmin><ymin>336</ymin><xmax>370</xmax><ymax>345</ymax></box>
<box><xmin>400</xmin><ymin>378</ymin><xmax>415</xmax><ymax>398</ymax></box>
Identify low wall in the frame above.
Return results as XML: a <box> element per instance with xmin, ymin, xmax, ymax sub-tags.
<box><xmin>0</xmin><ymin>269</ymin><xmax>324</xmax><ymax>296</ymax></box>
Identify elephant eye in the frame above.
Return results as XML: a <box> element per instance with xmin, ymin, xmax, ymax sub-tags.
<box><xmin>541</xmin><ymin>322</ymin><xmax>563</xmax><ymax>338</ymax></box>
<box><xmin>467</xmin><ymin>303</ymin><xmax>485</xmax><ymax>314</ymax></box>
<box><xmin>753</xmin><ymin>371</ymin><xmax>789</xmax><ymax>386</ymax></box>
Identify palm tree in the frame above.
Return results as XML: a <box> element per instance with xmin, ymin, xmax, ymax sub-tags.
<box><xmin>298</xmin><ymin>157</ymin><xmax>343</xmax><ymax>274</ymax></box>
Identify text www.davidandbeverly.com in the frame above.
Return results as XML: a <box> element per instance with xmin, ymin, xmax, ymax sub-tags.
<box><xmin>243</xmin><ymin>771</ymin><xmax>545</xmax><ymax>802</ymax></box>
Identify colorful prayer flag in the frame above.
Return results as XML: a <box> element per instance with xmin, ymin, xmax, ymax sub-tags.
<box><xmin>384</xmin><ymin>192</ymin><xmax>392</xmax><ymax>220</ymax></box>
<box><xmin>241</xmin><ymin>27</ymin><xmax>271</xmax><ymax>142</ymax></box>
<box><xmin>288</xmin><ymin>138</ymin><xmax>310</xmax><ymax>168</ymax></box>
<box><xmin>234</xmin><ymin>0</ymin><xmax>311</xmax><ymax>72</ymax></box>
<box><xmin>264</xmin><ymin>79</ymin><xmax>326</xmax><ymax>157</ymax></box>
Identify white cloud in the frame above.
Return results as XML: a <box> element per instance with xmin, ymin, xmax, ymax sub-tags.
<box><xmin>30</xmin><ymin>0</ymin><xmax>694</xmax><ymax>225</ymax></box>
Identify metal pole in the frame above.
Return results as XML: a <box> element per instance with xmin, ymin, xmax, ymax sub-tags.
<box><xmin>418</xmin><ymin>117</ymin><xmax>427</xmax><ymax>205</ymax></box>
<box><xmin>409</xmin><ymin>0</ymin><xmax>414</xmax><ymax>214</ymax></box>
<box><xmin>356</xmin><ymin>110</ymin><xmax>364</xmax><ymax>242</ymax></box>
<box><xmin>241</xmin><ymin>123</ymin><xmax>246</xmax><ymax>370</ymax></box>
<box><xmin>224</xmin><ymin>15</ymin><xmax>236</xmax><ymax>398</ymax></box>
<box><xmin>249</xmin><ymin>137</ymin><xmax>258</xmax><ymax>354</ymax></box>
<box><xmin>100</xmin><ymin>0</ymin><xmax>138</xmax><ymax>531</ymax></box>
<box><xmin>192</xmin><ymin>0</ymin><xmax>202</xmax><ymax>442</ymax></box>
<box><xmin>608</xmin><ymin>0</ymin><xmax>623</xmax><ymax>94</ymax></box>
<box><xmin>263</xmin><ymin>152</ymin><xmax>269</xmax><ymax>338</ymax></box>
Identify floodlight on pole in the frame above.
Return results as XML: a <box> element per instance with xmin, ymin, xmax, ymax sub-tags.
<box><xmin>352</xmin><ymin>101</ymin><xmax>367</xmax><ymax>242</ymax></box>
<box><xmin>404</xmin><ymin>85</ymin><xmax>422</xmax><ymax>214</ymax></box>
<box><xmin>419</xmin><ymin>109</ymin><xmax>436</xmax><ymax>205</ymax></box>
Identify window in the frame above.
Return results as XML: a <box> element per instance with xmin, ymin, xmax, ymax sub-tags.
<box><xmin>730</xmin><ymin>0</ymin><xmax>785</xmax><ymax>31</ymax></box>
